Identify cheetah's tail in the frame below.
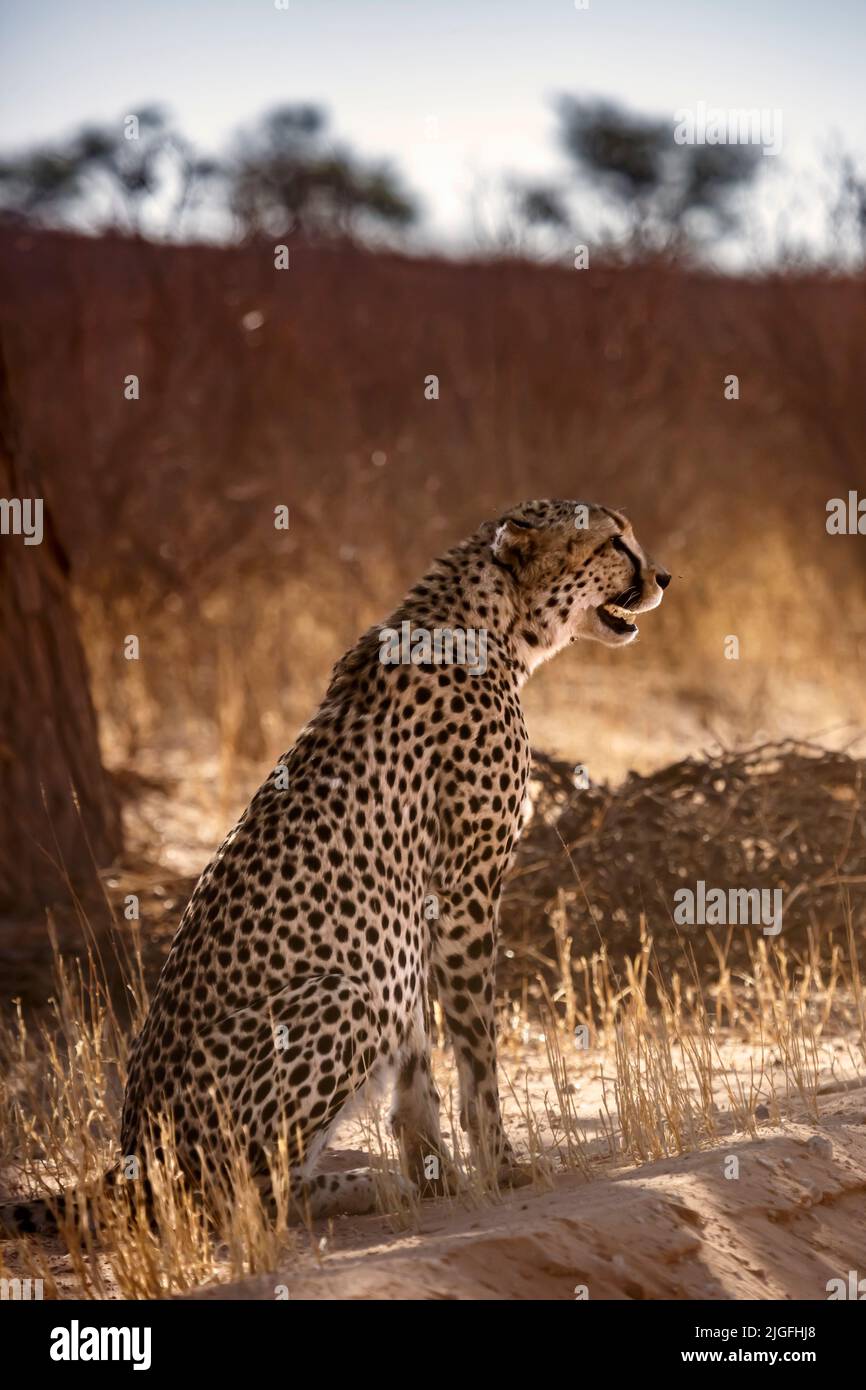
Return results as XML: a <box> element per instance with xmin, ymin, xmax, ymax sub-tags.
<box><xmin>0</xmin><ymin>1167</ymin><xmax>138</xmax><ymax>1240</ymax></box>
<box><xmin>0</xmin><ymin>1193</ymin><xmax>67</xmax><ymax>1237</ymax></box>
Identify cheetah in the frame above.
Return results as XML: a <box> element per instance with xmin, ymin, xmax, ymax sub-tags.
<box><xmin>2</xmin><ymin>499</ymin><xmax>669</xmax><ymax>1232</ymax></box>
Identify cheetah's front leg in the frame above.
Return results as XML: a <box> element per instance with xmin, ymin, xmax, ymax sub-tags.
<box><xmin>429</xmin><ymin>887</ymin><xmax>523</xmax><ymax>1185</ymax></box>
<box><xmin>389</xmin><ymin>1003</ymin><xmax>456</xmax><ymax>1195</ymax></box>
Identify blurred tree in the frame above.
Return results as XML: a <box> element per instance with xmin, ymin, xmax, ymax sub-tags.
<box><xmin>514</xmin><ymin>184</ymin><xmax>570</xmax><ymax>230</ymax></box>
<box><xmin>516</xmin><ymin>97</ymin><xmax>763</xmax><ymax>254</ymax></box>
<box><xmin>0</xmin><ymin>341</ymin><xmax>120</xmax><ymax>914</ymax></box>
<box><xmin>558</xmin><ymin>98</ymin><xmax>669</xmax><ymax>210</ymax></box>
<box><xmin>0</xmin><ymin>105</ymin><xmax>219</xmax><ymax>236</ymax></box>
<box><xmin>228</xmin><ymin>105</ymin><xmax>416</xmax><ymax>241</ymax></box>
<box><xmin>829</xmin><ymin>152</ymin><xmax>866</xmax><ymax>266</ymax></box>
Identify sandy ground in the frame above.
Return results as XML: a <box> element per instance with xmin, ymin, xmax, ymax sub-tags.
<box><xmin>173</xmin><ymin>1028</ymin><xmax>866</xmax><ymax>1302</ymax></box>
<box><xmin>186</xmin><ymin>1084</ymin><xmax>866</xmax><ymax>1301</ymax></box>
<box><xmin>6</xmin><ymin>1028</ymin><xmax>863</xmax><ymax>1302</ymax></box>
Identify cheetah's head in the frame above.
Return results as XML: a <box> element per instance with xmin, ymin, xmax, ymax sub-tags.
<box><xmin>489</xmin><ymin>499</ymin><xmax>670</xmax><ymax>652</ymax></box>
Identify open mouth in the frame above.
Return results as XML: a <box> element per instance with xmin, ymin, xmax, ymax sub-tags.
<box><xmin>597</xmin><ymin>600</ymin><xmax>638</xmax><ymax>635</ymax></box>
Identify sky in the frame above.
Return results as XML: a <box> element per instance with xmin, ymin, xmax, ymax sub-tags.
<box><xmin>1</xmin><ymin>0</ymin><xmax>865</xmax><ymax>257</ymax></box>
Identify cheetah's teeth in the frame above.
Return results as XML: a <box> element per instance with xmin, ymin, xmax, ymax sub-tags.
<box><xmin>597</xmin><ymin>600</ymin><xmax>639</xmax><ymax>635</ymax></box>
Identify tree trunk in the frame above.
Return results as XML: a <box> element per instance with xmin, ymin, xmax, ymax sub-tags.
<box><xmin>0</xmin><ymin>341</ymin><xmax>120</xmax><ymax>914</ymax></box>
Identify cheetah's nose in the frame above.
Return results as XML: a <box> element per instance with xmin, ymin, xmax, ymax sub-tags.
<box><xmin>656</xmin><ymin>570</ymin><xmax>671</xmax><ymax>590</ymax></box>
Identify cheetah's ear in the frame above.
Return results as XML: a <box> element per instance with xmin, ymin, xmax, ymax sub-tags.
<box><xmin>491</xmin><ymin>519</ymin><xmax>541</xmax><ymax>572</ymax></box>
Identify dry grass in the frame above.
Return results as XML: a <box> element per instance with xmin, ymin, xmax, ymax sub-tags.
<box><xmin>2</xmin><ymin>895</ymin><xmax>863</xmax><ymax>1299</ymax></box>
